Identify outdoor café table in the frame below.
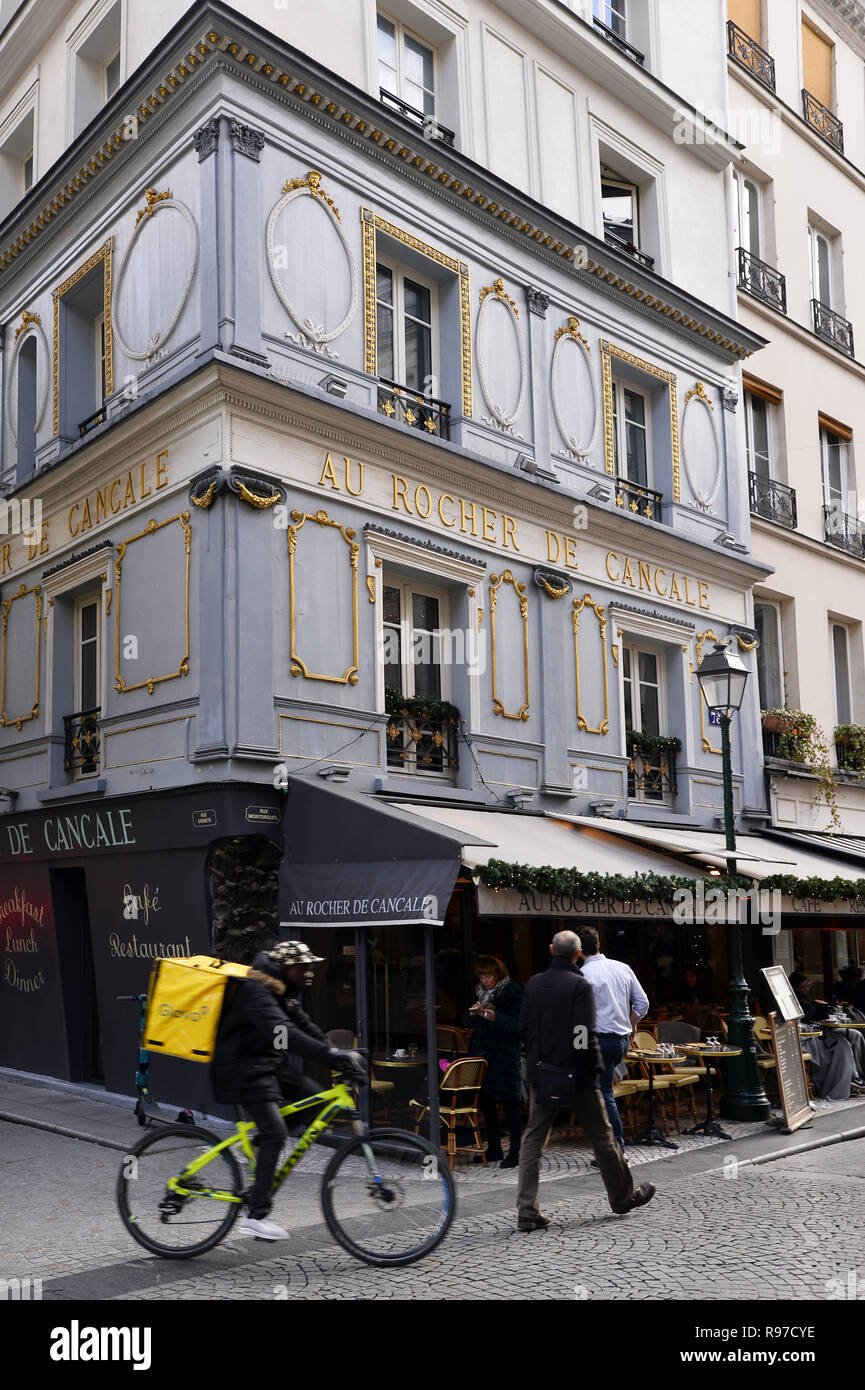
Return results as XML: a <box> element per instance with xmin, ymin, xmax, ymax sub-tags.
<box><xmin>821</xmin><ymin>1020</ymin><xmax>865</xmax><ymax>1029</ymax></box>
<box><xmin>678</xmin><ymin>1044</ymin><xmax>742</xmax><ymax>1141</ymax></box>
<box><xmin>625</xmin><ymin>1049</ymin><xmax>686</xmax><ymax>1150</ymax></box>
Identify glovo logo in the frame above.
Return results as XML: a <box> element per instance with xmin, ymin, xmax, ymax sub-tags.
<box><xmin>159</xmin><ymin>1003</ymin><xmax>210</xmax><ymax>1023</ymax></box>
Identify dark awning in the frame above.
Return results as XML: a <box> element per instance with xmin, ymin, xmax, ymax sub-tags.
<box><xmin>278</xmin><ymin>779</ymin><xmax>467</xmax><ymax>928</ymax></box>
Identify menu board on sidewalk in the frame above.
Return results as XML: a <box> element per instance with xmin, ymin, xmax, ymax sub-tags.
<box><xmin>769</xmin><ymin>1013</ymin><xmax>812</xmax><ymax>1134</ymax></box>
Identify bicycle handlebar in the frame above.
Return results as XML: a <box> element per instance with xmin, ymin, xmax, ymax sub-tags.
<box><xmin>117</xmin><ymin>994</ymin><xmax>145</xmax><ymax>1002</ymax></box>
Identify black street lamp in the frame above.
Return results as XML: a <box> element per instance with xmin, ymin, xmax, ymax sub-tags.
<box><xmin>696</xmin><ymin>641</ymin><xmax>771</xmax><ymax>1121</ymax></box>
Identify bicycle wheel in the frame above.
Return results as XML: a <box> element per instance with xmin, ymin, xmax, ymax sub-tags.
<box><xmin>321</xmin><ymin>1127</ymin><xmax>455</xmax><ymax>1266</ymax></box>
<box><xmin>116</xmin><ymin>1124</ymin><xmax>243</xmax><ymax>1258</ymax></box>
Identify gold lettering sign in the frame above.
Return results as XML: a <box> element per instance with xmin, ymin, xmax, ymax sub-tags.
<box><xmin>68</xmin><ymin>451</ymin><xmax>169</xmax><ymax>539</ymax></box>
<box><xmin>605</xmin><ymin>551</ymin><xmax>710</xmax><ymax>609</ymax></box>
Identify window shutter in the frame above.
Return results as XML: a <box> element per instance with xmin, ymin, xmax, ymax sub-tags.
<box><xmin>802</xmin><ymin>21</ymin><xmax>833</xmax><ymax>108</ymax></box>
<box><xmin>728</xmin><ymin>0</ymin><xmax>761</xmax><ymax>41</ymax></box>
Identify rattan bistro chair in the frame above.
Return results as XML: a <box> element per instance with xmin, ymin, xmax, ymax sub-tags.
<box><xmin>410</xmin><ymin>1056</ymin><xmax>488</xmax><ymax>1169</ymax></box>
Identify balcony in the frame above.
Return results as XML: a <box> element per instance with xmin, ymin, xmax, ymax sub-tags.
<box><xmin>603</xmin><ymin>224</ymin><xmax>655</xmax><ymax>269</ymax></box>
<box><xmin>385</xmin><ymin>696</ymin><xmax>459</xmax><ymax>777</ymax></box>
<box><xmin>748</xmin><ymin>471</ymin><xmax>797</xmax><ymax>530</ymax></box>
<box><xmin>823</xmin><ymin>504</ymin><xmax>865</xmax><ymax>558</ymax></box>
<box><xmin>812</xmin><ymin>300</ymin><xmax>854</xmax><ymax>357</ymax></box>
<box><xmin>64</xmin><ymin>708</ymin><xmax>101</xmax><ymax>776</ymax></box>
<box><xmin>835</xmin><ymin>725</ymin><xmax>865</xmax><ymax>776</ymax></box>
<box><xmin>592</xmin><ymin>16</ymin><xmax>645</xmax><ymax>66</ymax></box>
<box><xmin>802</xmin><ymin>90</ymin><xmax>844</xmax><ymax>152</ymax></box>
<box><xmin>737</xmin><ymin>248</ymin><xmax>786</xmax><ymax>314</ymax></box>
<box><xmin>378</xmin><ymin>89</ymin><xmax>455</xmax><ymax>147</ymax></box>
<box><xmin>615</xmin><ymin>474</ymin><xmax>663</xmax><ymax>522</ymax></box>
<box><xmin>726</xmin><ymin>20</ymin><xmax>776</xmax><ymax>91</ymax></box>
<box><xmin>78</xmin><ymin>408</ymin><xmax>106</xmax><ymax>437</ymax></box>
<box><xmin>626</xmin><ymin>732</ymin><xmax>678</xmax><ymax>804</ymax></box>
<box><xmin>377</xmin><ymin>378</ymin><xmax>450</xmax><ymax>439</ymax></box>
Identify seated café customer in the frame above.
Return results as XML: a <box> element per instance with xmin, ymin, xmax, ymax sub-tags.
<box><xmin>790</xmin><ymin>972</ymin><xmax>858</xmax><ymax>1100</ymax></box>
<box><xmin>468</xmin><ymin>956</ymin><xmax>524</xmax><ymax>1167</ymax></box>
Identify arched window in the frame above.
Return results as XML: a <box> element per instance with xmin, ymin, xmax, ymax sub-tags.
<box><xmin>16</xmin><ymin>334</ymin><xmax>37</xmax><ymax>481</ymax></box>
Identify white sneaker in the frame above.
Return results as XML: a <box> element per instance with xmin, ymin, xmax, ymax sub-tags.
<box><xmin>239</xmin><ymin>1215</ymin><xmax>289</xmax><ymax>1241</ymax></box>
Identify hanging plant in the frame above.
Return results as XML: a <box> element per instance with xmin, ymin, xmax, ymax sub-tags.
<box><xmin>625</xmin><ymin>730</ymin><xmax>682</xmax><ymax>758</ymax></box>
<box><xmin>835</xmin><ymin>723</ymin><xmax>865</xmax><ymax>777</ymax></box>
<box><xmin>385</xmin><ymin>687</ymin><xmax>460</xmax><ymax>723</ymax></box>
<box><xmin>762</xmin><ymin>709</ymin><xmax>840</xmax><ymax>833</ymax></box>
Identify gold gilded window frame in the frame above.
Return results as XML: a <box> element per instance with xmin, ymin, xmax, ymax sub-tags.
<box><xmin>694</xmin><ymin>628</ymin><xmax>722</xmax><ymax>754</ymax></box>
<box><xmin>361</xmin><ymin>207</ymin><xmax>472</xmax><ymax>418</ymax></box>
<box><xmin>114</xmin><ymin>512</ymin><xmax>191</xmax><ymax>695</ymax></box>
<box><xmin>287</xmin><ymin>508</ymin><xmax>359</xmax><ymax>685</ymax></box>
<box><xmin>489</xmin><ymin>570</ymin><xmax>529</xmax><ymax>720</ymax></box>
<box><xmin>0</xmin><ymin>582</ymin><xmax>42</xmax><ymax>730</ymax></box>
<box><xmin>600</xmin><ymin>339</ymin><xmax>680</xmax><ymax>503</ymax></box>
<box><xmin>52</xmin><ymin>238</ymin><xmax>115</xmax><ymax>436</ymax></box>
<box><xmin>573</xmin><ymin>593</ymin><xmax>609</xmax><ymax>735</ymax></box>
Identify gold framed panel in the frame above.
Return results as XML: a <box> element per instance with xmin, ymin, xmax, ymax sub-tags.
<box><xmin>360</xmin><ymin>207</ymin><xmax>472</xmax><ymax>418</ymax></box>
<box><xmin>52</xmin><ymin>238</ymin><xmax>114</xmax><ymax>436</ymax></box>
<box><xmin>0</xmin><ymin>582</ymin><xmax>42</xmax><ymax>730</ymax></box>
<box><xmin>600</xmin><ymin>339</ymin><xmax>680</xmax><ymax>502</ymax></box>
<box><xmin>489</xmin><ymin>570</ymin><xmax>529</xmax><ymax>720</ymax></box>
<box><xmin>114</xmin><ymin>512</ymin><xmax>191</xmax><ymax>695</ymax></box>
<box><xmin>573</xmin><ymin>593</ymin><xmax>609</xmax><ymax>735</ymax></box>
<box><xmin>694</xmin><ymin>628</ymin><xmax>722</xmax><ymax>754</ymax></box>
<box><xmin>287</xmin><ymin>508</ymin><xmax>359</xmax><ymax>685</ymax></box>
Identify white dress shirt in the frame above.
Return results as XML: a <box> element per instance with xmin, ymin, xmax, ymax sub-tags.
<box><xmin>580</xmin><ymin>953</ymin><xmax>649</xmax><ymax>1036</ymax></box>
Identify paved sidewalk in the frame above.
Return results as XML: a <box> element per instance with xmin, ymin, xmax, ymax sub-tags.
<box><xmin>3</xmin><ymin>1064</ymin><xmax>865</xmax><ymax>1186</ymax></box>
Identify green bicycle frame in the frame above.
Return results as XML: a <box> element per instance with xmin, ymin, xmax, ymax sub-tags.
<box><xmin>166</xmin><ymin>1083</ymin><xmax>359</xmax><ymax>1204</ymax></box>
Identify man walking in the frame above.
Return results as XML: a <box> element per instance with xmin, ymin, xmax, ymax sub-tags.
<box><xmin>516</xmin><ymin>930</ymin><xmax>655</xmax><ymax>1232</ymax></box>
<box><xmin>577</xmin><ymin>927</ymin><xmax>649</xmax><ymax>1153</ymax></box>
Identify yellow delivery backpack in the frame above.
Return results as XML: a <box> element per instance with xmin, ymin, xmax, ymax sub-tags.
<box><xmin>143</xmin><ymin>956</ymin><xmax>252</xmax><ymax>1063</ymax></box>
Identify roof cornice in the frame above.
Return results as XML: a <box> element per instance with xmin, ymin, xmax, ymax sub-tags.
<box><xmin>0</xmin><ymin>0</ymin><xmax>764</xmax><ymax>363</ymax></box>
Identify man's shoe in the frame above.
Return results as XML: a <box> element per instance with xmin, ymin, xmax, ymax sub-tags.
<box><xmin>239</xmin><ymin>1215</ymin><xmax>289</xmax><ymax>1240</ymax></box>
<box><xmin>518</xmin><ymin>1213</ymin><xmax>551</xmax><ymax>1232</ymax></box>
<box><xmin>485</xmin><ymin>1148</ymin><xmax>504</xmax><ymax>1163</ymax></box>
<box><xmin>612</xmin><ymin>1182</ymin><xmax>655</xmax><ymax>1215</ymax></box>
<box><xmin>500</xmin><ymin>1150</ymin><xmax>520</xmax><ymax>1169</ymax></box>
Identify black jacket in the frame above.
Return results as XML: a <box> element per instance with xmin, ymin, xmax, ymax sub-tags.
<box><xmin>466</xmin><ymin>979</ymin><xmax>524</xmax><ymax>1101</ymax></box>
<box><xmin>519</xmin><ymin>956</ymin><xmax>602</xmax><ymax>1089</ymax></box>
<box><xmin>211</xmin><ymin>953</ymin><xmax>334</xmax><ymax>1104</ymax></box>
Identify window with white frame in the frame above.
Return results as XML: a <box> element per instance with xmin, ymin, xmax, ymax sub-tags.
<box><xmin>0</xmin><ymin>103</ymin><xmax>35</xmax><ymax>221</ymax></box>
<box><xmin>809</xmin><ymin>224</ymin><xmax>833</xmax><ymax>308</ymax></box>
<box><xmin>622</xmin><ymin>641</ymin><xmax>675</xmax><ymax>803</ymax></box>
<box><xmin>376</xmin><ymin>259</ymin><xmax>437</xmax><ymax>395</ymax></box>
<box><xmin>754</xmin><ymin>600</ymin><xmax>785</xmax><ymax>710</ymax></box>
<box><xmin>611</xmin><ymin>380</ymin><xmax>651</xmax><ymax>489</ymax></box>
<box><xmin>72</xmin><ymin>592</ymin><xmax>101</xmax><ymax>778</ymax></box>
<box><xmin>832</xmin><ymin>622</ymin><xmax>853</xmax><ymax>725</ymax></box>
<box><xmin>601</xmin><ymin>163</ymin><xmax>639</xmax><ymax>248</ymax></box>
<box><xmin>377</xmin><ymin>12</ymin><xmax>436</xmax><ymax>117</ymax></box>
<box><xmin>820</xmin><ymin>423</ymin><xmax>856</xmax><ymax>516</ymax></box>
<box><xmin>622</xmin><ymin>643</ymin><xmax>662</xmax><ymax>738</ymax></box>
<box><xmin>594</xmin><ymin>0</ymin><xmax>627</xmax><ymax>40</ymax></box>
<box><xmin>383</xmin><ymin>574</ymin><xmax>459</xmax><ymax>776</ymax></box>
<box><xmin>56</xmin><ymin>256</ymin><xmax>111</xmax><ymax>441</ymax></box>
<box><xmin>734</xmin><ymin>171</ymin><xmax>762</xmax><ymax>260</ymax></box>
<box><xmin>745</xmin><ymin>390</ymin><xmax>772</xmax><ymax>483</ymax></box>
<box><xmin>69</xmin><ymin>1</ymin><xmax>122</xmax><ymax>137</ymax></box>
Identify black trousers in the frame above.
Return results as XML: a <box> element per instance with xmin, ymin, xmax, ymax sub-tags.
<box><xmin>242</xmin><ymin>1073</ymin><xmax>322</xmax><ymax>1219</ymax></box>
<box><xmin>481</xmin><ymin>1094</ymin><xmax>523</xmax><ymax>1156</ymax></box>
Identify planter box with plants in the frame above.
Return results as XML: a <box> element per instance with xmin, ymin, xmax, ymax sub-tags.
<box><xmin>835</xmin><ymin>723</ymin><xmax>865</xmax><ymax>777</ymax></box>
<box><xmin>384</xmin><ymin>688</ymin><xmax>460</xmax><ymax>775</ymax></box>
<box><xmin>761</xmin><ymin>709</ymin><xmax>840</xmax><ymax>831</ymax></box>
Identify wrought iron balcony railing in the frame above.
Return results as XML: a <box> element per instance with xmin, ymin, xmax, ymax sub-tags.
<box><xmin>378</xmin><ymin>89</ymin><xmax>455</xmax><ymax>146</ymax></box>
<box><xmin>615</xmin><ymin>474</ymin><xmax>663</xmax><ymax>522</ymax></box>
<box><xmin>386</xmin><ymin>705</ymin><xmax>459</xmax><ymax>777</ymax></box>
<box><xmin>748</xmin><ymin>471</ymin><xmax>797</xmax><ymax>530</ymax></box>
<box><xmin>726</xmin><ymin>20</ymin><xmax>776</xmax><ymax>90</ymax></box>
<box><xmin>603</xmin><ymin>224</ymin><xmax>655</xmax><ymax>269</ymax></box>
<box><xmin>78</xmin><ymin>407</ymin><xmax>106</xmax><ymax>437</ymax></box>
<box><xmin>592</xmin><ymin>16</ymin><xmax>645</xmax><ymax>66</ymax></box>
<box><xmin>802</xmin><ymin>89</ymin><xmax>843</xmax><ymax>151</ymax></box>
<box><xmin>737</xmin><ymin>247</ymin><xmax>786</xmax><ymax>313</ymax></box>
<box><xmin>377</xmin><ymin>378</ymin><xmax>451</xmax><ymax>438</ymax></box>
<box><xmin>626</xmin><ymin>733</ymin><xmax>678</xmax><ymax>804</ymax></box>
<box><xmin>812</xmin><ymin>300</ymin><xmax>854</xmax><ymax>357</ymax></box>
<box><xmin>823</xmin><ymin>505</ymin><xmax>865</xmax><ymax>558</ymax></box>
<box><xmin>64</xmin><ymin>707</ymin><xmax>101</xmax><ymax>776</ymax></box>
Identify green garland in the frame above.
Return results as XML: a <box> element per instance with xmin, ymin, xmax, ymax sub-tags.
<box><xmin>475</xmin><ymin>859</ymin><xmax>865</xmax><ymax>904</ymax></box>
<box><xmin>625</xmin><ymin>731</ymin><xmax>682</xmax><ymax>757</ymax></box>
<box><xmin>385</xmin><ymin>687</ymin><xmax>460</xmax><ymax>723</ymax></box>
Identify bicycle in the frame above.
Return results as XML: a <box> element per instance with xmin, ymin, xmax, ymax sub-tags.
<box><xmin>116</xmin><ymin>994</ymin><xmax>195</xmax><ymax>1127</ymax></box>
<box><xmin>116</xmin><ymin>1072</ymin><xmax>455</xmax><ymax>1267</ymax></box>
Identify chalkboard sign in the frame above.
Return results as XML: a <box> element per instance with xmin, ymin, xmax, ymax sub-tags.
<box><xmin>769</xmin><ymin>1013</ymin><xmax>812</xmax><ymax>1133</ymax></box>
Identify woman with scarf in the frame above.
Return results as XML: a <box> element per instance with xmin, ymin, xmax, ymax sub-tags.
<box><xmin>468</xmin><ymin>956</ymin><xmax>524</xmax><ymax>1167</ymax></box>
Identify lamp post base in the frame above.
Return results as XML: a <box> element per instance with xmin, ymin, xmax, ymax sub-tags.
<box><xmin>719</xmin><ymin>1092</ymin><xmax>772</xmax><ymax>1122</ymax></box>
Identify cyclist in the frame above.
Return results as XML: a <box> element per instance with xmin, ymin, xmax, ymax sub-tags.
<box><xmin>211</xmin><ymin>940</ymin><xmax>365</xmax><ymax>1240</ymax></box>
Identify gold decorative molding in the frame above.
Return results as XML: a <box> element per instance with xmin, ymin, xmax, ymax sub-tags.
<box><xmin>554</xmin><ymin>315</ymin><xmax>590</xmax><ymax>352</ymax></box>
<box><xmin>573</xmin><ymin>593</ymin><xmax>609</xmax><ymax>735</ymax></box>
<box><xmin>684</xmin><ymin>380</ymin><xmax>714</xmax><ymax>411</ymax></box>
<box><xmin>114</xmin><ymin>513</ymin><xmax>191</xmax><ymax>695</ymax></box>
<box><xmin>360</xmin><ymin>207</ymin><xmax>472</xmax><ymax>418</ymax></box>
<box><xmin>479</xmin><ymin>277</ymin><xmax>518</xmax><ymax>316</ymax></box>
<box><xmin>287</xmin><ymin>508</ymin><xmax>359</xmax><ymax>685</ymax></box>
<box><xmin>600</xmin><ymin>340</ymin><xmax>680</xmax><ymax>503</ymax></box>
<box><xmin>611</xmin><ymin>643</ymin><xmax>619</xmax><ymax>669</ymax></box>
<box><xmin>52</xmin><ymin>238</ymin><xmax>114</xmax><ymax>436</ymax></box>
<box><xmin>366</xmin><ymin>575</ymin><xmax>376</xmax><ymax>603</ymax></box>
<box><xmin>736</xmin><ymin>633</ymin><xmax>758</xmax><ymax>652</ymax></box>
<box><xmin>191</xmin><ymin>479</ymin><xmax>218</xmax><ymax>510</ymax></box>
<box><xmin>489</xmin><ymin>570</ymin><xmax>529</xmax><ymax>721</ymax></box>
<box><xmin>280</xmin><ymin>168</ymin><xmax>341</xmax><ymax>221</ymax></box>
<box><xmin>235</xmin><ymin>477</ymin><xmax>280</xmax><ymax>509</ymax></box>
<box><xmin>0</xmin><ymin>582</ymin><xmax>42</xmax><ymax>730</ymax></box>
<box><xmin>135</xmin><ymin>187</ymin><xmax>172</xmax><ymax>226</ymax></box>
<box><xmin>14</xmin><ymin>309</ymin><xmax>41</xmax><ymax>340</ymax></box>
<box><xmin>537</xmin><ymin>575</ymin><xmax>570</xmax><ymax>599</ymax></box>
<box><xmin>695</xmin><ymin>629</ymin><xmax>722</xmax><ymax>754</ymax></box>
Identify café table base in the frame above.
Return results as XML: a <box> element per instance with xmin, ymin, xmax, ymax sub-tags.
<box><xmin>631</xmin><ymin>1122</ymin><xmax>679</xmax><ymax>1150</ymax></box>
<box><xmin>682</xmin><ymin>1116</ymin><xmax>732</xmax><ymax>1141</ymax></box>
